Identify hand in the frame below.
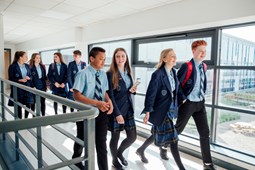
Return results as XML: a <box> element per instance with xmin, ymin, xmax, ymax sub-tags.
<box><xmin>19</xmin><ymin>78</ymin><xmax>27</xmax><ymax>83</ymax></box>
<box><xmin>106</xmin><ymin>100</ymin><xmax>113</xmax><ymax>115</ymax></box>
<box><xmin>54</xmin><ymin>82</ymin><xmax>60</xmax><ymax>88</ymax></box>
<box><xmin>70</xmin><ymin>88</ymin><xmax>74</xmax><ymax>92</ymax></box>
<box><xmin>143</xmin><ymin>112</ymin><xmax>150</xmax><ymax>124</ymax></box>
<box><xmin>24</xmin><ymin>76</ymin><xmax>30</xmax><ymax>80</ymax></box>
<box><xmin>129</xmin><ymin>86</ymin><xmax>137</xmax><ymax>93</ymax></box>
<box><xmin>60</xmin><ymin>83</ymin><xmax>65</xmax><ymax>88</ymax></box>
<box><xmin>183</xmin><ymin>99</ymin><xmax>187</xmax><ymax>104</ymax></box>
<box><xmin>116</xmin><ymin>115</ymin><xmax>124</xmax><ymax>124</ymax></box>
<box><xmin>96</xmin><ymin>101</ymin><xmax>110</xmax><ymax>112</ymax></box>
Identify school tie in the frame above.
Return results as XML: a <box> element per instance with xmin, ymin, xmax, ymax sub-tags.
<box><xmin>94</xmin><ymin>71</ymin><xmax>103</xmax><ymax>101</ymax></box>
<box><xmin>199</xmin><ymin>64</ymin><xmax>205</xmax><ymax>100</ymax></box>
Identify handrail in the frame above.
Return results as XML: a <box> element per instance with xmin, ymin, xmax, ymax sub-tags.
<box><xmin>0</xmin><ymin>77</ymin><xmax>98</xmax><ymax>170</ymax></box>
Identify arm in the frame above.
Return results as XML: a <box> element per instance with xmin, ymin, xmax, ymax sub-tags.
<box><xmin>177</xmin><ymin>63</ymin><xmax>188</xmax><ymax>103</ymax></box>
<box><xmin>67</xmin><ymin>63</ymin><xmax>73</xmax><ymax>89</ymax></box>
<box><xmin>47</xmin><ymin>64</ymin><xmax>56</xmax><ymax>84</ymax></box>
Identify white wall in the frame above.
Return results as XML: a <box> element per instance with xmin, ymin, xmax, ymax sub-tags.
<box><xmin>84</xmin><ymin>0</ymin><xmax>255</xmax><ymax>43</ymax></box>
<box><xmin>0</xmin><ymin>14</ymin><xmax>4</xmax><ymax>78</ymax></box>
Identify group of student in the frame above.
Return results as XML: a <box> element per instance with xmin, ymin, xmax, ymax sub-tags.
<box><xmin>7</xmin><ymin>39</ymin><xmax>216</xmax><ymax>170</ymax></box>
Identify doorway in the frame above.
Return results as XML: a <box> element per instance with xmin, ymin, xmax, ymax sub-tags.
<box><xmin>4</xmin><ymin>49</ymin><xmax>11</xmax><ymax>88</ymax></box>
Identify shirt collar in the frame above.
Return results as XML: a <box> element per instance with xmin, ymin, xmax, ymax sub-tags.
<box><xmin>88</xmin><ymin>65</ymin><xmax>101</xmax><ymax>76</ymax></box>
<box><xmin>56</xmin><ymin>63</ymin><xmax>61</xmax><ymax>66</ymax></box>
<box><xmin>18</xmin><ymin>62</ymin><xmax>25</xmax><ymax>68</ymax></box>
<box><xmin>194</xmin><ymin>60</ymin><xmax>200</xmax><ymax>68</ymax></box>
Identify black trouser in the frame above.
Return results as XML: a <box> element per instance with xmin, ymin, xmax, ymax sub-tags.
<box><xmin>175</xmin><ymin>100</ymin><xmax>212</xmax><ymax>164</ymax></box>
<box><xmin>17</xmin><ymin>103</ymin><xmax>31</xmax><ymax>119</ymax></box>
<box><xmin>109</xmin><ymin>127</ymin><xmax>137</xmax><ymax>163</ymax></box>
<box><xmin>53</xmin><ymin>102</ymin><xmax>66</xmax><ymax>114</ymax></box>
<box><xmin>31</xmin><ymin>97</ymin><xmax>46</xmax><ymax>116</ymax></box>
<box><xmin>72</xmin><ymin>112</ymin><xmax>108</xmax><ymax>170</ymax></box>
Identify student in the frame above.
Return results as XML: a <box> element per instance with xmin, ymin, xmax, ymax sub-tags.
<box><xmin>8</xmin><ymin>51</ymin><xmax>34</xmax><ymax>119</ymax></box>
<box><xmin>107</xmin><ymin>48</ymin><xmax>137</xmax><ymax>170</ymax></box>
<box><xmin>137</xmin><ymin>48</ymin><xmax>185</xmax><ymax>170</ymax></box>
<box><xmin>67</xmin><ymin>50</ymin><xmax>86</xmax><ymax>112</ymax></box>
<box><xmin>47</xmin><ymin>52</ymin><xmax>68</xmax><ymax>115</ymax></box>
<box><xmin>29</xmin><ymin>53</ymin><xmax>47</xmax><ymax>116</ymax></box>
<box><xmin>176</xmin><ymin>40</ymin><xmax>216</xmax><ymax>170</ymax></box>
<box><xmin>72</xmin><ymin>47</ymin><xmax>113</xmax><ymax>170</ymax></box>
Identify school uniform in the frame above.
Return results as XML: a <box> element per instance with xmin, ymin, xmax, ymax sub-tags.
<box><xmin>30</xmin><ymin>64</ymin><xmax>47</xmax><ymax>116</ymax></box>
<box><xmin>67</xmin><ymin>61</ymin><xmax>86</xmax><ymax>101</ymax></box>
<box><xmin>47</xmin><ymin>62</ymin><xmax>68</xmax><ymax>114</ymax></box>
<box><xmin>107</xmin><ymin>71</ymin><xmax>136</xmax><ymax>132</ymax></box>
<box><xmin>8</xmin><ymin>62</ymin><xmax>34</xmax><ymax>119</ymax></box>
<box><xmin>72</xmin><ymin>65</ymin><xmax>109</xmax><ymax>170</ymax></box>
<box><xmin>142</xmin><ymin>66</ymin><xmax>179</xmax><ymax>147</ymax></box>
<box><xmin>176</xmin><ymin>58</ymin><xmax>213</xmax><ymax>164</ymax></box>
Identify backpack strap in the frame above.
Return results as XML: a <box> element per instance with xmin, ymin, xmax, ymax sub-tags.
<box><xmin>181</xmin><ymin>61</ymin><xmax>193</xmax><ymax>88</ymax></box>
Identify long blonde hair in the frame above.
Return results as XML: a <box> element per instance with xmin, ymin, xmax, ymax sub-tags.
<box><xmin>108</xmin><ymin>48</ymin><xmax>132</xmax><ymax>90</ymax></box>
<box><xmin>156</xmin><ymin>48</ymin><xmax>174</xmax><ymax>69</ymax></box>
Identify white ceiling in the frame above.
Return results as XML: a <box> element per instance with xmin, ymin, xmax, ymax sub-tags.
<box><xmin>0</xmin><ymin>0</ymin><xmax>182</xmax><ymax>44</ymax></box>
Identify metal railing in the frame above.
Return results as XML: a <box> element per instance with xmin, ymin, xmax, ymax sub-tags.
<box><xmin>0</xmin><ymin>78</ymin><xmax>98</xmax><ymax>170</ymax></box>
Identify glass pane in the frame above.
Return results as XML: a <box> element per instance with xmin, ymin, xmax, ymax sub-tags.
<box><xmin>91</xmin><ymin>40</ymin><xmax>131</xmax><ymax>65</ymax></box>
<box><xmin>138</xmin><ymin>37</ymin><xmax>212</xmax><ymax>63</ymax></box>
<box><xmin>218</xmin><ymin>69</ymin><xmax>255</xmax><ymax>110</ymax></box>
<box><xmin>40</xmin><ymin>50</ymin><xmax>58</xmax><ymax>73</ymax></box>
<box><xmin>181</xmin><ymin>107</ymin><xmax>211</xmax><ymax>138</ymax></box>
<box><xmin>134</xmin><ymin>67</ymin><xmax>155</xmax><ymax>94</ymax></box>
<box><xmin>220</xmin><ymin>25</ymin><xmax>255</xmax><ymax>66</ymax></box>
<box><xmin>216</xmin><ymin>109</ymin><xmax>254</xmax><ymax>156</ymax></box>
<box><xmin>205</xmin><ymin>68</ymin><xmax>213</xmax><ymax>105</ymax></box>
<box><xmin>60</xmin><ymin>48</ymin><xmax>75</xmax><ymax>64</ymax></box>
<box><xmin>133</xmin><ymin>95</ymin><xmax>145</xmax><ymax>122</ymax></box>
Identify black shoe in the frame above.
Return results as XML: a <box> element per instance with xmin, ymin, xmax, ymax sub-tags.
<box><xmin>160</xmin><ymin>147</ymin><xmax>169</xmax><ymax>160</ymax></box>
<box><xmin>136</xmin><ymin>148</ymin><xmax>149</xmax><ymax>163</ymax></box>
<box><xmin>75</xmin><ymin>163</ymin><xmax>84</xmax><ymax>169</ymax></box>
<box><xmin>204</xmin><ymin>164</ymin><xmax>216</xmax><ymax>170</ymax></box>
<box><xmin>117</xmin><ymin>153</ymin><xmax>128</xmax><ymax>166</ymax></box>
<box><xmin>112</xmin><ymin>160</ymin><xmax>124</xmax><ymax>170</ymax></box>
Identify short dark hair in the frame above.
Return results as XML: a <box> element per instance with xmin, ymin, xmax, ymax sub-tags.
<box><xmin>89</xmin><ymin>47</ymin><xmax>105</xmax><ymax>58</ymax></box>
<box><xmin>73</xmin><ymin>50</ymin><xmax>82</xmax><ymax>55</ymax></box>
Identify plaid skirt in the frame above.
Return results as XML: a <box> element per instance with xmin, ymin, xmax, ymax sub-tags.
<box><xmin>152</xmin><ymin>116</ymin><xmax>178</xmax><ymax>147</ymax></box>
<box><xmin>108</xmin><ymin>110</ymin><xmax>136</xmax><ymax>132</ymax></box>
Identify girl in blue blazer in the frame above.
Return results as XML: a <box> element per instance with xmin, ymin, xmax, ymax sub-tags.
<box><xmin>8</xmin><ymin>51</ymin><xmax>34</xmax><ymax>119</ymax></box>
<box><xmin>137</xmin><ymin>48</ymin><xmax>185</xmax><ymax>170</ymax></box>
<box><xmin>29</xmin><ymin>53</ymin><xmax>47</xmax><ymax>116</ymax></box>
<box><xmin>47</xmin><ymin>52</ymin><xmax>68</xmax><ymax>115</ymax></box>
<box><xmin>107</xmin><ymin>48</ymin><xmax>137</xmax><ymax>170</ymax></box>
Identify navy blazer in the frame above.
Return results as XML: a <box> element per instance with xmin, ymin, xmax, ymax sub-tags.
<box><xmin>143</xmin><ymin>67</ymin><xmax>178</xmax><ymax>126</ymax></box>
<box><xmin>8</xmin><ymin>62</ymin><xmax>33</xmax><ymax>106</ymax></box>
<box><xmin>107</xmin><ymin>71</ymin><xmax>134</xmax><ymax>117</ymax></box>
<box><xmin>67</xmin><ymin>61</ymin><xmax>86</xmax><ymax>89</ymax></box>
<box><xmin>31</xmin><ymin>64</ymin><xmax>47</xmax><ymax>91</ymax></box>
<box><xmin>47</xmin><ymin>63</ymin><xmax>68</xmax><ymax>93</ymax></box>
<box><xmin>177</xmin><ymin>58</ymin><xmax>207</xmax><ymax>106</ymax></box>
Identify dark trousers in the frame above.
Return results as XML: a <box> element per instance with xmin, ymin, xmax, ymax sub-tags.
<box><xmin>17</xmin><ymin>104</ymin><xmax>31</xmax><ymax>119</ymax></box>
<box><xmin>72</xmin><ymin>112</ymin><xmax>108</xmax><ymax>170</ymax></box>
<box><xmin>53</xmin><ymin>102</ymin><xmax>66</xmax><ymax>114</ymax></box>
<box><xmin>31</xmin><ymin>97</ymin><xmax>46</xmax><ymax>116</ymax></box>
<box><xmin>175</xmin><ymin>100</ymin><xmax>212</xmax><ymax>163</ymax></box>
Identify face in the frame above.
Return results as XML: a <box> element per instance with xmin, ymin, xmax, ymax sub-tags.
<box><xmin>163</xmin><ymin>50</ymin><xmax>177</xmax><ymax>67</ymax></box>
<box><xmin>20</xmin><ymin>53</ymin><xmax>28</xmax><ymax>63</ymax></box>
<box><xmin>193</xmin><ymin>45</ymin><xmax>206</xmax><ymax>62</ymax></box>
<box><xmin>90</xmin><ymin>52</ymin><xmax>106</xmax><ymax>70</ymax></box>
<box><xmin>73</xmin><ymin>54</ymin><xmax>81</xmax><ymax>62</ymax></box>
<box><xmin>54</xmin><ymin>54</ymin><xmax>60</xmax><ymax>63</ymax></box>
<box><xmin>114</xmin><ymin>50</ymin><xmax>127</xmax><ymax>68</ymax></box>
<box><xmin>34</xmin><ymin>55</ymin><xmax>41</xmax><ymax>64</ymax></box>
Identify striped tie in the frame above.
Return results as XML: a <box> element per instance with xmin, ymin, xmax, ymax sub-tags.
<box><xmin>200</xmin><ymin>64</ymin><xmax>205</xmax><ymax>100</ymax></box>
<box><xmin>94</xmin><ymin>71</ymin><xmax>103</xmax><ymax>101</ymax></box>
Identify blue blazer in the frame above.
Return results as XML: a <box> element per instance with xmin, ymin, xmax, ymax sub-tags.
<box><xmin>177</xmin><ymin>58</ymin><xmax>207</xmax><ymax>106</ymax></box>
<box><xmin>143</xmin><ymin>67</ymin><xmax>178</xmax><ymax>126</ymax></box>
<box><xmin>31</xmin><ymin>64</ymin><xmax>47</xmax><ymax>91</ymax></box>
<box><xmin>107</xmin><ymin>71</ymin><xmax>134</xmax><ymax>117</ymax></box>
<box><xmin>67</xmin><ymin>61</ymin><xmax>86</xmax><ymax>89</ymax></box>
<box><xmin>47</xmin><ymin>63</ymin><xmax>68</xmax><ymax>93</ymax></box>
<box><xmin>8</xmin><ymin>62</ymin><xmax>33</xmax><ymax>106</ymax></box>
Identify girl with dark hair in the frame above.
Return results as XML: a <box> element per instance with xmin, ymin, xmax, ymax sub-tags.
<box><xmin>8</xmin><ymin>51</ymin><xmax>34</xmax><ymax>119</ymax></box>
<box><xmin>107</xmin><ymin>48</ymin><xmax>137</xmax><ymax>170</ymax></box>
<box><xmin>47</xmin><ymin>52</ymin><xmax>68</xmax><ymax>114</ymax></box>
<box><xmin>29</xmin><ymin>53</ymin><xmax>47</xmax><ymax>116</ymax></box>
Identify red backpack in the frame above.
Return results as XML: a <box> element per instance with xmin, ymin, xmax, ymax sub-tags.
<box><xmin>181</xmin><ymin>61</ymin><xmax>207</xmax><ymax>87</ymax></box>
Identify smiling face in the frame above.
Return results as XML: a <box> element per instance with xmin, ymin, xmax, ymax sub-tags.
<box><xmin>114</xmin><ymin>50</ymin><xmax>127</xmax><ymax>68</ymax></box>
<box><xmin>54</xmin><ymin>54</ymin><xmax>60</xmax><ymax>63</ymax></box>
<box><xmin>163</xmin><ymin>50</ymin><xmax>177</xmax><ymax>67</ymax></box>
<box><xmin>193</xmin><ymin>45</ymin><xmax>207</xmax><ymax>63</ymax></box>
<box><xmin>34</xmin><ymin>54</ymin><xmax>41</xmax><ymax>65</ymax></box>
<box><xmin>20</xmin><ymin>52</ymin><xmax>28</xmax><ymax>63</ymax></box>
